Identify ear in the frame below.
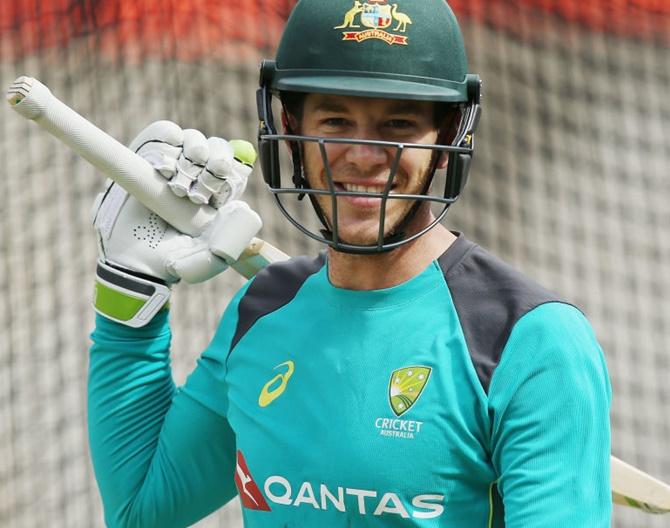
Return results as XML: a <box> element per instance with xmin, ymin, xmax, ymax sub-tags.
<box><xmin>281</xmin><ymin>109</ymin><xmax>290</xmax><ymax>133</ymax></box>
<box><xmin>281</xmin><ymin>110</ymin><xmax>299</xmax><ymax>134</ymax></box>
<box><xmin>281</xmin><ymin>110</ymin><xmax>300</xmax><ymax>157</ymax></box>
<box><xmin>434</xmin><ymin>106</ymin><xmax>461</xmax><ymax>170</ymax></box>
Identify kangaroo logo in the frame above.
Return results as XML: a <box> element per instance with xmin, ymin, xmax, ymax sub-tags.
<box><xmin>335</xmin><ymin>1</ymin><xmax>364</xmax><ymax>29</ymax></box>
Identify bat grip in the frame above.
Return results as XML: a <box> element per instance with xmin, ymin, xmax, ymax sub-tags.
<box><xmin>7</xmin><ymin>76</ymin><xmax>216</xmax><ymax>237</ymax></box>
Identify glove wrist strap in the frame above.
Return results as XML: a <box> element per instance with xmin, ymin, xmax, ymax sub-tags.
<box><xmin>93</xmin><ymin>260</ymin><xmax>170</xmax><ymax>327</ymax></box>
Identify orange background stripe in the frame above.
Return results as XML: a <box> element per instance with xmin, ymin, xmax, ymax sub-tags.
<box><xmin>1</xmin><ymin>0</ymin><xmax>667</xmax><ymax>60</ymax></box>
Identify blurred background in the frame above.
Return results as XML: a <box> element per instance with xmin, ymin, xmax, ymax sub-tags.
<box><xmin>1</xmin><ymin>0</ymin><xmax>668</xmax><ymax>526</ymax></box>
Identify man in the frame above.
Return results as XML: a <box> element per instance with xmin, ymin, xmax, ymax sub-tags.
<box><xmin>88</xmin><ymin>0</ymin><xmax>612</xmax><ymax>526</ymax></box>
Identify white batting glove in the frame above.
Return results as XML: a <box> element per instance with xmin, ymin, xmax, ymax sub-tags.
<box><xmin>91</xmin><ymin>120</ymin><xmax>260</xmax><ymax>327</ymax></box>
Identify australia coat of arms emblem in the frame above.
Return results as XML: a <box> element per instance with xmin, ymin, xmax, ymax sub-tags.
<box><xmin>334</xmin><ymin>0</ymin><xmax>412</xmax><ymax>46</ymax></box>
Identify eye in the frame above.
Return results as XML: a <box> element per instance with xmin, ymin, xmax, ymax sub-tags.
<box><xmin>321</xmin><ymin>117</ymin><xmax>349</xmax><ymax>127</ymax></box>
<box><xmin>384</xmin><ymin>119</ymin><xmax>416</xmax><ymax>130</ymax></box>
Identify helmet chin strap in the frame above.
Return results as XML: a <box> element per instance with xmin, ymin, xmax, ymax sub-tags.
<box><xmin>287</xmin><ymin>136</ymin><xmax>334</xmax><ymax>233</ymax></box>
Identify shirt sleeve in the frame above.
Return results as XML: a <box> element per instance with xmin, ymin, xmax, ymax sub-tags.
<box><xmin>88</xmin><ymin>283</ymin><xmax>250</xmax><ymax>528</ymax></box>
<box><xmin>487</xmin><ymin>302</ymin><xmax>612</xmax><ymax>527</ymax></box>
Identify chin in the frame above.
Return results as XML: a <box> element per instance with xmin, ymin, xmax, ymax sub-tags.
<box><xmin>333</xmin><ymin>208</ymin><xmax>406</xmax><ymax>238</ymax></box>
<box><xmin>334</xmin><ymin>223</ymin><xmax>398</xmax><ymax>247</ymax></box>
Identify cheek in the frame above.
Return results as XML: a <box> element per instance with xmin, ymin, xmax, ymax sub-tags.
<box><xmin>399</xmin><ymin>151</ymin><xmax>433</xmax><ymax>180</ymax></box>
<box><xmin>303</xmin><ymin>144</ymin><xmax>346</xmax><ymax>178</ymax></box>
<box><xmin>300</xmin><ymin>144</ymin><xmax>322</xmax><ymax>182</ymax></box>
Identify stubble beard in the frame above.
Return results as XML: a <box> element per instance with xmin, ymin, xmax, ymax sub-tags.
<box><xmin>307</xmin><ymin>164</ymin><xmax>434</xmax><ymax>248</ymax></box>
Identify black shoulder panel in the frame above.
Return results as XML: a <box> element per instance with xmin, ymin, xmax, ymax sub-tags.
<box><xmin>229</xmin><ymin>253</ymin><xmax>326</xmax><ymax>353</ymax></box>
<box><xmin>437</xmin><ymin>236</ymin><xmax>563</xmax><ymax>394</ymax></box>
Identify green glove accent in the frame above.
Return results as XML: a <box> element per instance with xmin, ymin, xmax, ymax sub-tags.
<box><xmin>94</xmin><ymin>281</ymin><xmax>147</xmax><ymax>321</ymax></box>
<box><xmin>93</xmin><ymin>261</ymin><xmax>170</xmax><ymax>327</ymax></box>
<box><xmin>230</xmin><ymin>139</ymin><xmax>257</xmax><ymax>167</ymax></box>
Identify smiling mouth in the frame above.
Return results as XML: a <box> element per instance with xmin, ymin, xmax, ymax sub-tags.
<box><xmin>335</xmin><ymin>182</ymin><xmax>397</xmax><ymax>194</ymax></box>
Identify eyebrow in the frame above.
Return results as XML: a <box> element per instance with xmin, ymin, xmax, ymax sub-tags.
<box><xmin>311</xmin><ymin>97</ymin><xmax>430</xmax><ymax>116</ymax></box>
<box><xmin>386</xmin><ymin>102</ymin><xmax>430</xmax><ymax>115</ymax></box>
<box><xmin>311</xmin><ymin>97</ymin><xmax>350</xmax><ymax>114</ymax></box>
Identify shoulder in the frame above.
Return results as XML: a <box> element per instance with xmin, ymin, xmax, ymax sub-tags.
<box><xmin>436</xmin><ymin>234</ymin><xmax>575</xmax><ymax>393</ymax></box>
<box><xmin>229</xmin><ymin>253</ymin><xmax>326</xmax><ymax>351</ymax></box>
<box><xmin>437</xmin><ymin>234</ymin><xmax>561</xmax><ymax>312</ymax></box>
<box><xmin>237</xmin><ymin>252</ymin><xmax>326</xmax><ymax>320</ymax></box>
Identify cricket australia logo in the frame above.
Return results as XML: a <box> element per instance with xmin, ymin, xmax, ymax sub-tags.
<box><xmin>389</xmin><ymin>366</ymin><xmax>431</xmax><ymax>416</ymax></box>
<box><xmin>374</xmin><ymin>366</ymin><xmax>431</xmax><ymax>440</ymax></box>
<box><xmin>334</xmin><ymin>0</ymin><xmax>412</xmax><ymax>46</ymax></box>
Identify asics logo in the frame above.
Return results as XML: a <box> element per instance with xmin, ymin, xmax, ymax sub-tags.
<box><xmin>259</xmin><ymin>360</ymin><xmax>295</xmax><ymax>407</ymax></box>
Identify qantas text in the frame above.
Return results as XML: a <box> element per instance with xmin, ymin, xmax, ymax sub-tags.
<box><xmin>263</xmin><ymin>475</ymin><xmax>444</xmax><ymax>519</ymax></box>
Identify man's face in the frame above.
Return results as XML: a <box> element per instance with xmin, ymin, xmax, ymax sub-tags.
<box><xmin>295</xmin><ymin>93</ymin><xmax>446</xmax><ymax>247</ymax></box>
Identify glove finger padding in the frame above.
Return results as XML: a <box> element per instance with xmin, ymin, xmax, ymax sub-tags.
<box><xmin>207</xmin><ymin>201</ymin><xmax>263</xmax><ymax>264</ymax></box>
<box><xmin>163</xmin><ymin>238</ymin><xmax>229</xmax><ymax>284</ymax></box>
<box><xmin>130</xmin><ymin>120</ymin><xmax>183</xmax><ymax>179</ymax></box>
<box><xmin>187</xmin><ymin>137</ymin><xmax>254</xmax><ymax>207</ymax></box>
<box><xmin>211</xmin><ymin>139</ymin><xmax>255</xmax><ymax>209</ymax></box>
<box><xmin>128</xmin><ymin>120</ymin><xmax>183</xmax><ymax>152</ymax></box>
<box><xmin>170</xmin><ymin>128</ymin><xmax>209</xmax><ymax>197</ymax></box>
<box><xmin>188</xmin><ymin>136</ymin><xmax>234</xmax><ymax>205</ymax></box>
<box><xmin>129</xmin><ymin>122</ymin><xmax>255</xmax><ymax>210</ymax></box>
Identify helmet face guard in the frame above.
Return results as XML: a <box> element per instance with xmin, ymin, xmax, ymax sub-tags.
<box><xmin>257</xmin><ymin>0</ymin><xmax>482</xmax><ymax>254</ymax></box>
<box><xmin>257</xmin><ymin>65</ymin><xmax>481</xmax><ymax>254</ymax></box>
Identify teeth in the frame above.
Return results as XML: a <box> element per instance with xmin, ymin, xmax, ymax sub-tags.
<box><xmin>342</xmin><ymin>183</ymin><xmax>392</xmax><ymax>193</ymax></box>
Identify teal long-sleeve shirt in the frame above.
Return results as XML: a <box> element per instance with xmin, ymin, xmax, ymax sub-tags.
<box><xmin>88</xmin><ymin>234</ymin><xmax>612</xmax><ymax>527</ymax></box>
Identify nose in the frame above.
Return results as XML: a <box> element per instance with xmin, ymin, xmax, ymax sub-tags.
<box><xmin>343</xmin><ymin>141</ymin><xmax>389</xmax><ymax>172</ymax></box>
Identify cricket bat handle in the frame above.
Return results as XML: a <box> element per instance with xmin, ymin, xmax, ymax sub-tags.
<box><xmin>6</xmin><ymin>76</ymin><xmax>288</xmax><ymax>278</ymax></box>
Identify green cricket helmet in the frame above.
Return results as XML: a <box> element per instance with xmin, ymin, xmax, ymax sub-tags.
<box><xmin>257</xmin><ymin>0</ymin><xmax>482</xmax><ymax>254</ymax></box>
